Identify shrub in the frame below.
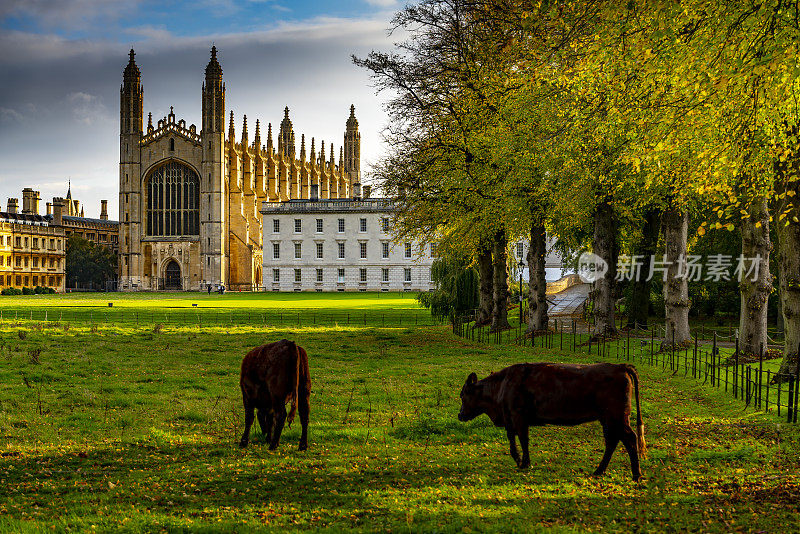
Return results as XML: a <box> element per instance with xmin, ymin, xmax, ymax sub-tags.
<box><xmin>1</xmin><ymin>287</ymin><xmax>22</xmax><ymax>296</ymax></box>
<box><xmin>33</xmin><ymin>286</ymin><xmax>55</xmax><ymax>294</ymax></box>
<box><xmin>21</xmin><ymin>287</ymin><xmax>34</xmax><ymax>295</ymax></box>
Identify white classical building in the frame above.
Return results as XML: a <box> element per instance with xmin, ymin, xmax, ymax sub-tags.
<box><xmin>260</xmin><ymin>195</ymin><xmax>435</xmax><ymax>292</ymax></box>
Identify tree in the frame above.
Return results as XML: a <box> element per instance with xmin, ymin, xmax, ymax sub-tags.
<box><xmin>418</xmin><ymin>255</ymin><xmax>479</xmax><ymax>321</ymax></box>
<box><xmin>65</xmin><ymin>236</ymin><xmax>117</xmax><ymax>289</ymax></box>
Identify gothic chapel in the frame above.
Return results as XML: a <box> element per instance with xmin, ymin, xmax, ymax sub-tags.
<box><xmin>119</xmin><ymin>47</ymin><xmax>362</xmax><ymax>290</ymax></box>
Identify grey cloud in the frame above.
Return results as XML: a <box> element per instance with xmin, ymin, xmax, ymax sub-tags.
<box><xmin>0</xmin><ymin>0</ymin><xmax>140</xmax><ymax>30</ymax></box>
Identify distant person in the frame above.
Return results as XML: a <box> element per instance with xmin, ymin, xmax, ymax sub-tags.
<box><xmin>207</xmin><ymin>284</ymin><xmax>212</xmax><ymax>295</ymax></box>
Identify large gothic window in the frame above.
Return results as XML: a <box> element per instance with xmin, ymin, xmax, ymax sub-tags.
<box><xmin>146</xmin><ymin>161</ymin><xmax>200</xmax><ymax>236</ymax></box>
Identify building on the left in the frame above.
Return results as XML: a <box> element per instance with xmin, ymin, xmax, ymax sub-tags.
<box><xmin>0</xmin><ymin>187</ymin><xmax>119</xmax><ymax>292</ymax></box>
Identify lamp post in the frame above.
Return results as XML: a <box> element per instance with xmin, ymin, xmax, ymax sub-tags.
<box><xmin>518</xmin><ymin>259</ymin><xmax>526</xmax><ymax>325</ymax></box>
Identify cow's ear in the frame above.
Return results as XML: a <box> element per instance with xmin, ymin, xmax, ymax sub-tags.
<box><xmin>467</xmin><ymin>372</ymin><xmax>478</xmax><ymax>386</ymax></box>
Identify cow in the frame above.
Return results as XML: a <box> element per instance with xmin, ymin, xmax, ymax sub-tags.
<box><xmin>239</xmin><ymin>339</ymin><xmax>311</xmax><ymax>450</ymax></box>
<box><xmin>458</xmin><ymin>362</ymin><xmax>646</xmax><ymax>481</ymax></box>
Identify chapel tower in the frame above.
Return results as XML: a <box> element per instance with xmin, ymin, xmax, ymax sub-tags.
<box><xmin>343</xmin><ymin>104</ymin><xmax>361</xmax><ymax>194</ymax></box>
<box><xmin>201</xmin><ymin>45</ymin><xmax>227</xmax><ymax>286</ymax></box>
<box><xmin>119</xmin><ymin>49</ymin><xmax>143</xmax><ymax>286</ymax></box>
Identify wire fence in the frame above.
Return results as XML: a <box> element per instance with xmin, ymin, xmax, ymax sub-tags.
<box><xmin>0</xmin><ymin>306</ymin><xmax>442</xmax><ymax>329</ymax></box>
<box><xmin>452</xmin><ymin>313</ymin><xmax>800</xmax><ymax>425</ymax></box>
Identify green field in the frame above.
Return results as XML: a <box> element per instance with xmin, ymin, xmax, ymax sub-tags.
<box><xmin>0</xmin><ymin>291</ymin><xmax>424</xmax><ymax>309</ymax></box>
<box><xmin>0</xmin><ymin>292</ymin><xmax>436</xmax><ymax>328</ymax></box>
<box><xmin>0</xmin><ymin>294</ymin><xmax>798</xmax><ymax>532</ymax></box>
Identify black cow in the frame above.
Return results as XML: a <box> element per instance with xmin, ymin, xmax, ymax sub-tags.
<box><xmin>458</xmin><ymin>362</ymin><xmax>646</xmax><ymax>480</ymax></box>
<box><xmin>239</xmin><ymin>339</ymin><xmax>311</xmax><ymax>450</ymax></box>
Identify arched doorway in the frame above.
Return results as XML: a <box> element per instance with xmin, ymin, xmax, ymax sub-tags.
<box><xmin>255</xmin><ymin>266</ymin><xmax>262</xmax><ymax>287</ymax></box>
<box><xmin>164</xmin><ymin>260</ymin><xmax>182</xmax><ymax>290</ymax></box>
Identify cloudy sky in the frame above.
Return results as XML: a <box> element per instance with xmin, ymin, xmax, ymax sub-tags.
<box><xmin>0</xmin><ymin>0</ymin><xmax>402</xmax><ymax>219</ymax></box>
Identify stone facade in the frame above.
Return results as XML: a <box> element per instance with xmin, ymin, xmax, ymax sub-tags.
<box><xmin>118</xmin><ymin>47</ymin><xmax>361</xmax><ymax>291</ymax></box>
<box><xmin>260</xmin><ymin>198</ymin><xmax>435</xmax><ymax>292</ymax></box>
<box><xmin>0</xmin><ymin>187</ymin><xmax>120</xmax><ymax>292</ymax></box>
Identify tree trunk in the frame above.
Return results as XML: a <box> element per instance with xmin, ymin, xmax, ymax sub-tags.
<box><xmin>527</xmin><ymin>222</ymin><xmax>548</xmax><ymax>333</ymax></box>
<box><xmin>661</xmin><ymin>206</ymin><xmax>691</xmax><ymax>348</ymax></box>
<box><xmin>738</xmin><ymin>196</ymin><xmax>772</xmax><ymax>358</ymax></box>
<box><xmin>490</xmin><ymin>229</ymin><xmax>511</xmax><ymax>332</ymax></box>
<box><xmin>475</xmin><ymin>244</ymin><xmax>494</xmax><ymax>327</ymax></box>
<box><xmin>593</xmin><ymin>201</ymin><xmax>618</xmax><ymax>336</ymax></box>
<box><xmin>775</xmin><ymin>180</ymin><xmax>800</xmax><ymax>380</ymax></box>
<box><xmin>626</xmin><ymin>208</ymin><xmax>660</xmax><ymax>330</ymax></box>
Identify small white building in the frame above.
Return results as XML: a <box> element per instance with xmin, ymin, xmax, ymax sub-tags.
<box><xmin>259</xmin><ymin>196</ymin><xmax>435</xmax><ymax>292</ymax></box>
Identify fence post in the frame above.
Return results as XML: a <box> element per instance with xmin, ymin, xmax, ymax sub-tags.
<box><xmin>732</xmin><ymin>336</ymin><xmax>738</xmax><ymax>398</ymax></box>
<box><xmin>758</xmin><ymin>343</ymin><xmax>764</xmax><ymax>409</ymax></box>
<box><xmin>711</xmin><ymin>333</ymin><xmax>717</xmax><ymax>387</ymax></box>
<box><xmin>794</xmin><ymin>343</ymin><xmax>800</xmax><ymax>423</ymax></box>
<box><xmin>671</xmin><ymin>326</ymin><xmax>676</xmax><ymax>372</ymax></box>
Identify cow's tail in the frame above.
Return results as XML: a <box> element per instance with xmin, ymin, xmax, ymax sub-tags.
<box><xmin>287</xmin><ymin>341</ymin><xmax>300</xmax><ymax>428</ymax></box>
<box><xmin>626</xmin><ymin>365</ymin><xmax>646</xmax><ymax>459</ymax></box>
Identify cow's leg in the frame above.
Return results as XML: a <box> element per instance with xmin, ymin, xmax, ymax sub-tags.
<box><xmin>269</xmin><ymin>402</ymin><xmax>287</xmax><ymax>450</ymax></box>
<box><xmin>621</xmin><ymin>424</ymin><xmax>642</xmax><ymax>481</ymax></box>
<box><xmin>593</xmin><ymin>423</ymin><xmax>620</xmax><ymax>477</ymax></box>
<box><xmin>239</xmin><ymin>397</ymin><xmax>256</xmax><ymax>448</ymax></box>
<box><xmin>257</xmin><ymin>407</ymin><xmax>273</xmax><ymax>443</ymax></box>
<box><xmin>298</xmin><ymin>389</ymin><xmax>310</xmax><ymax>451</ymax></box>
<box><xmin>517</xmin><ymin>424</ymin><xmax>530</xmax><ymax>469</ymax></box>
<box><xmin>506</xmin><ymin>426</ymin><xmax>521</xmax><ymax>467</ymax></box>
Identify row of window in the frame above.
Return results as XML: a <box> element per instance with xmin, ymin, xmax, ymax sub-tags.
<box><xmin>0</xmin><ymin>255</ymin><xmax>60</xmax><ymax>269</ymax></box>
<box><xmin>272</xmin><ymin>241</ymin><xmax>436</xmax><ymax>260</ymax></box>
<box><xmin>272</xmin><ymin>267</ymin><xmax>420</xmax><ymax>284</ymax></box>
<box><xmin>0</xmin><ymin>236</ymin><xmax>63</xmax><ymax>250</ymax></box>
<box><xmin>273</xmin><ymin>217</ymin><xmax>391</xmax><ymax>234</ymax></box>
<box><xmin>0</xmin><ymin>274</ymin><xmax>60</xmax><ymax>287</ymax></box>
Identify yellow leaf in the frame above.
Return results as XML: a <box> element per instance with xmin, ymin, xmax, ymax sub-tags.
<box><xmin>726</xmin><ymin>223</ymin><xmax>735</xmax><ymax>231</ymax></box>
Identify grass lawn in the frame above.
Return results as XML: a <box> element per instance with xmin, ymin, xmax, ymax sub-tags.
<box><xmin>0</xmin><ymin>291</ymin><xmax>425</xmax><ymax>310</ymax></box>
<box><xmin>0</xmin><ymin>318</ymin><xmax>798</xmax><ymax>532</ymax></box>
<box><xmin>0</xmin><ymin>292</ymin><xmax>434</xmax><ymax>328</ymax></box>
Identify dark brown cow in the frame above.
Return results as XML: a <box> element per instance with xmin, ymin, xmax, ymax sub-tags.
<box><xmin>239</xmin><ymin>339</ymin><xmax>311</xmax><ymax>450</ymax></box>
<box><xmin>458</xmin><ymin>362</ymin><xmax>646</xmax><ymax>480</ymax></box>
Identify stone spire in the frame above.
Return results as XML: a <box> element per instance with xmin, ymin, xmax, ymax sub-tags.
<box><xmin>241</xmin><ymin>115</ymin><xmax>248</xmax><ymax>145</ymax></box>
<box><xmin>147</xmin><ymin>112</ymin><xmax>153</xmax><ymax>132</ymax></box>
<box><xmin>205</xmin><ymin>45</ymin><xmax>223</xmax><ymax>80</ymax></box>
<box><xmin>228</xmin><ymin>110</ymin><xmax>235</xmax><ymax>141</ymax></box>
<box><xmin>202</xmin><ymin>45</ymin><xmax>225</xmax><ymax>133</ymax></box>
<box><xmin>278</xmin><ymin>106</ymin><xmax>295</xmax><ymax>159</ymax></box>
<box><xmin>254</xmin><ymin>119</ymin><xmax>261</xmax><ymax>148</ymax></box>
<box><xmin>343</xmin><ymin>103</ymin><xmax>361</xmax><ymax>187</ymax></box>
<box><xmin>66</xmin><ymin>180</ymin><xmax>72</xmax><ymax>200</ymax></box>
<box><xmin>300</xmin><ymin>134</ymin><xmax>306</xmax><ymax>161</ymax></box>
<box><xmin>310</xmin><ymin>137</ymin><xmax>315</xmax><ymax>162</ymax></box>
<box><xmin>266</xmin><ymin>123</ymin><xmax>273</xmax><ymax>154</ymax></box>
<box><xmin>120</xmin><ymin>49</ymin><xmax>143</xmax><ymax>135</ymax></box>
<box><xmin>123</xmin><ymin>49</ymin><xmax>140</xmax><ymax>82</ymax></box>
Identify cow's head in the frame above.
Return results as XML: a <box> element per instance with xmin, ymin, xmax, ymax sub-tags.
<box><xmin>458</xmin><ymin>372</ymin><xmax>483</xmax><ymax>422</ymax></box>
